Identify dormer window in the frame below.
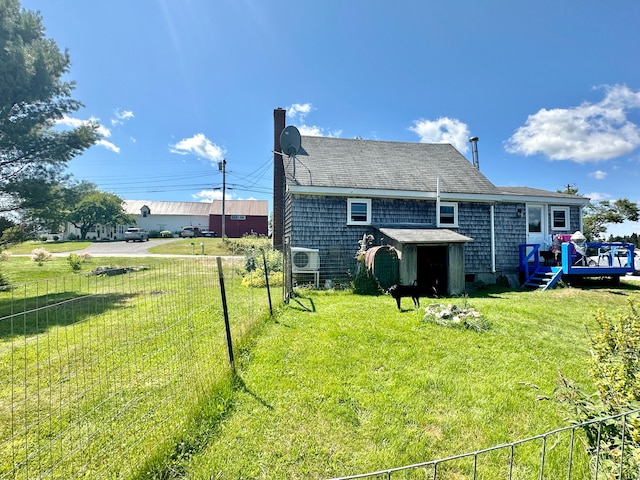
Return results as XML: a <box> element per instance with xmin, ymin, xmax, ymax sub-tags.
<box><xmin>141</xmin><ymin>205</ymin><xmax>151</xmax><ymax>218</ymax></box>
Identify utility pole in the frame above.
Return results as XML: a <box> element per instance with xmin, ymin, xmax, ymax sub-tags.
<box><xmin>218</xmin><ymin>158</ymin><xmax>227</xmax><ymax>238</ymax></box>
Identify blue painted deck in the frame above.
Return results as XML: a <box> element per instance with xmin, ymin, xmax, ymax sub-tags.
<box><xmin>519</xmin><ymin>242</ymin><xmax>636</xmax><ymax>289</ymax></box>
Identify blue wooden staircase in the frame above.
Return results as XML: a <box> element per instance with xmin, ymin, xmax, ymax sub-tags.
<box><xmin>523</xmin><ymin>266</ymin><xmax>563</xmax><ymax>290</ymax></box>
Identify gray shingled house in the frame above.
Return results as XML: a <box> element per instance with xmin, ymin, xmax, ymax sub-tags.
<box><xmin>272</xmin><ymin>108</ymin><xmax>588</xmax><ymax>294</ymax></box>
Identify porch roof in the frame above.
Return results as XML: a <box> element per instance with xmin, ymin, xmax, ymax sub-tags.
<box><xmin>378</xmin><ymin>227</ymin><xmax>473</xmax><ymax>244</ymax></box>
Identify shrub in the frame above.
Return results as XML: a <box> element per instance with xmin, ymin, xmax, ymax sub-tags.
<box><xmin>1</xmin><ymin>225</ymin><xmax>31</xmax><ymax>245</ymax></box>
<box><xmin>0</xmin><ymin>250</ymin><xmax>10</xmax><ymax>262</ymax></box>
<box><xmin>67</xmin><ymin>233</ymin><xmax>78</xmax><ymax>241</ymax></box>
<box><xmin>67</xmin><ymin>253</ymin><xmax>83</xmax><ymax>271</ymax></box>
<box><xmin>556</xmin><ymin>300</ymin><xmax>640</xmax><ymax>478</ymax></box>
<box><xmin>52</xmin><ymin>235</ymin><xmax>60</xmax><ymax>241</ymax></box>
<box><xmin>160</xmin><ymin>230</ymin><xmax>173</xmax><ymax>238</ymax></box>
<box><xmin>38</xmin><ymin>235</ymin><xmax>48</xmax><ymax>242</ymax></box>
<box><xmin>351</xmin><ymin>268</ymin><xmax>383</xmax><ymax>295</ymax></box>
<box><xmin>242</xmin><ymin>247</ymin><xmax>282</xmax><ymax>275</ymax></box>
<box><xmin>241</xmin><ymin>269</ymin><xmax>284</xmax><ymax>288</ymax></box>
<box><xmin>31</xmin><ymin>247</ymin><xmax>53</xmax><ymax>266</ymax></box>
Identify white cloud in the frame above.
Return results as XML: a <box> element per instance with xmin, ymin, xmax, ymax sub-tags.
<box><xmin>287</xmin><ymin>103</ymin><xmax>312</xmax><ymax>120</ymax></box>
<box><xmin>409</xmin><ymin>117</ymin><xmax>471</xmax><ymax>153</ymax></box>
<box><xmin>111</xmin><ymin>109</ymin><xmax>134</xmax><ymax>126</ymax></box>
<box><xmin>506</xmin><ymin>85</ymin><xmax>640</xmax><ymax>162</ymax></box>
<box><xmin>286</xmin><ymin>103</ymin><xmax>342</xmax><ymax>137</ymax></box>
<box><xmin>170</xmin><ymin>133</ymin><xmax>225</xmax><ymax>164</ymax></box>
<box><xmin>191</xmin><ymin>189</ymin><xmax>233</xmax><ymax>202</ymax></box>
<box><xmin>97</xmin><ymin>139</ymin><xmax>120</xmax><ymax>153</ymax></box>
<box><xmin>584</xmin><ymin>191</ymin><xmax>611</xmax><ymax>202</ymax></box>
<box><xmin>297</xmin><ymin>125</ymin><xmax>342</xmax><ymax>138</ymax></box>
<box><xmin>57</xmin><ymin>115</ymin><xmax>119</xmax><ymax>153</ymax></box>
<box><xmin>589</xmin><ymin>170</ymin><xmax>607</xmax><ymax>180</ymax></box>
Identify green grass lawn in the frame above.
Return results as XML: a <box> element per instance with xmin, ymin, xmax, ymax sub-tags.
<box><xmin>177</xmin><ymin>283</ymin><xmax>640</xmax><ymax>479</ymax></box>
<box><xmin>147</xmin><ymin>237</ymin><xmax>233</xmax><ymax>255</ymax></box>
<box><xmin>3</xmin><ymin>249</ymin><xmax>639</xmax><ymax>479</ymax></box>
<box><xmin>4</xmin><ymin>240</ymin><xmax>92</xmax><ymax>254</ymax></box>
<box><xmin>147</xmin><ymin>236</ymin><xmax>272</xmax><ymax>256</ymax></box>
<box><xmin>0</xmin><ymin>254</ymin><xmax>179</xmax><ymax>285</ymax></box>
<box><xmin>1</xmin><ymin>255</ymin><xmax>272</xmax><ymax>479</ymax></box>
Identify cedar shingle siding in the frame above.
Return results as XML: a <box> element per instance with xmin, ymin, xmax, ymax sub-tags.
<box><xmin>274</xmin><ymin>110</ymin><xmax>589</xmax><ymax>292</ymax></box>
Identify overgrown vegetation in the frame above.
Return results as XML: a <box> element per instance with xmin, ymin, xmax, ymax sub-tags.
<box><xmin>67</xmin><ymin>252</ymin><xmax>92</xmax><ymax>271</ymax></box>
<box><xmin>239</xmin><ymin>242</ymin><xmax>283</xmax><ymax>288</ymax></box>
<box><xmin>351</xmin><ymin>267</ymin><xmax>383</xmax><ymax>295</ymax></box>
<box><xmin>556</xmin><ymin>300</ymin><xmax>640</xmax><ymax>478</ymax></box>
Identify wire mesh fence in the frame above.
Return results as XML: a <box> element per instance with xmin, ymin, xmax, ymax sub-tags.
<box><xmin>327</xmin><ymin>408</ymin><xmax>640</xmax><ymax>480</ymax></box>
<box><xmin>0</xmin><ymin>257</ymin><xmax>277</xmax><ymax>479</ymax></box>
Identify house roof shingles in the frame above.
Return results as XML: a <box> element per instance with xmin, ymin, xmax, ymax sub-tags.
<box><xmin>287</xmin><ymin>137</ymin><xmax>501</xmax><ymax>195</ymax></box>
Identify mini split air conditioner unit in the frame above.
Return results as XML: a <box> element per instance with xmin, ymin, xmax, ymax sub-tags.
<box><xmin>291</xmin><ymin>247</ymin><xmax>320</xmax><ymax>273</ymax></box>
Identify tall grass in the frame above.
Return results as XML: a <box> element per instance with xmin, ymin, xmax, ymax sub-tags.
<box><xmin>0</xmin><ymin>256</ymin><xmax>276</xmax><ymax>479</ymax></box>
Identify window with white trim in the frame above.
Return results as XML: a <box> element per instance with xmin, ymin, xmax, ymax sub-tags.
<box><xmin>438</xmin><ymin>202</ymin><xmax>458</xmax><ymax>227</ymax></box>
<box><xmin>347</xmin><ymin>198</ymin><xmax>371</xmax><ymax>225</ymax></box>
<box><xmin>551</xmin><ymin>206</ymin><xmax>570</xmax><ymax>230</ymax></box>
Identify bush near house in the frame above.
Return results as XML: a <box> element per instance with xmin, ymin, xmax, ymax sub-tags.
<box><xmin>556</xmin><ymin>300</ymin><xmax>640</xmax><ymax>477</ymax></box>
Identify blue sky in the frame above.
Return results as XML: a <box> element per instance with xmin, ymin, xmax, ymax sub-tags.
<box><xmin>22</xmin><ymin>0</ymin><xmax>640</xmax><ymax>236</ymax></box>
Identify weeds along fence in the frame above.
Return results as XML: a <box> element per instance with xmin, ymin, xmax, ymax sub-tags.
<box><xmin>328</xmin><ymin>408</ymin><xmax>640</xmax><ymax>480</ymax></box>
<box><xmin>0</xmin><ymin>257</ymin><xmax>278</xmax><ymax>479</ymax></box>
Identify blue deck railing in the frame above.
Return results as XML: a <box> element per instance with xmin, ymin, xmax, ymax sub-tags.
<box><xmin>519</xmin><ymin>242</ymin><xmax>636</xmax><ymax>284</ymax></box>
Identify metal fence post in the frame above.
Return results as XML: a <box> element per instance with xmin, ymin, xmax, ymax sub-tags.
<box><xmin>216</xmin><ymin>256</ymin><xmax>235</xmax><ymax>372</ymax></box>
<box><xmin>262</xmin><ymin>249</ymin><xmax>273</xmax><ymax>317</ymax></box>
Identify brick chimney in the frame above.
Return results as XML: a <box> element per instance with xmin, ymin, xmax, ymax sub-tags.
<box><xmin>272</xmin><ymin>107</ymin><xmax>286</xmax><ymax>251</ymax></box>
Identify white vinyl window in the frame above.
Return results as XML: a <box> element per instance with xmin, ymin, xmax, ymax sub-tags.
<box><xmin>551</xmin><ymin>207</ymin><xmax>570</xmax><ymax>230</ymax></box>
<box><xmin>438</xmin><ymin>202</ymin><xmax>458</xmax><ymax>227</ymax></box>
<box><xmin>347</xmin><ymin>198</ymin><xmax>371</xmax><ymax>225</ymax></box>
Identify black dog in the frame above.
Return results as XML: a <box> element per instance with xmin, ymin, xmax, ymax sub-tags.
<box><xmin>388</xmin><ymin>282</ymin><xmax>432</xmax><ymax>310</ymax></box>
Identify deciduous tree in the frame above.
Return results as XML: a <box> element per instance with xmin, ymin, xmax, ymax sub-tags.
<box><xmin>67</xmin><ymin>190</ymin><xmax>133</xmax><ymax>240</ymax></box>
<box><xmin>583</xmin><ymin>198</ymin><xmax>639</xmax><ymax>241</ymax></box>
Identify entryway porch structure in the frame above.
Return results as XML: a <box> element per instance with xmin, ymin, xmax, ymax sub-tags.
<box><xmin>519</xmin><ymin>241</ymin><xmax>636</xmax><ymax>290</ymax></box>
<box><xmin>377</xmin><ymin>227</ymin><xmax>473</xmax><ymax>296</ymax></box>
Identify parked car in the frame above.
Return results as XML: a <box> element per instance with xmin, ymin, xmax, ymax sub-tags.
<box><xmin>124</xmin><ymin>228</ymin><xmax>149</xmax><ymax>242</ymax></box>
<box><xmin>180</xmin><ymin>226</ymin><xmax>202</xmax><ymax>238</ymax></box>
<box><xmin>201</xmin><ymin>230</ymin><xmax>217</xmax><ymax>237</ymax></box>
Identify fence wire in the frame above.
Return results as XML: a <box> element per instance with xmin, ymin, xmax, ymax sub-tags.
<box><xmin>327</xmin><ymin>409</ymin><xmax>640</xmax><ymax>480</ymax></box>
<box><xmin>0</xmin><ymin>257</ymin><xmax>274</xmax><ymax>479</ymax></box>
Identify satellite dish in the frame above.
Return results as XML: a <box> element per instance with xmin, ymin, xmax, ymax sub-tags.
<box><xmin>280</xmin><ymin>125</ymin><xmax>301</xmax><ymax>157</ymax></box>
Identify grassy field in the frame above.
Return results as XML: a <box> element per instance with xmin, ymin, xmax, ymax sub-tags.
<box><xmin>1</xmin><ymin>254</ymin><xmax>272</xmax><ymax>479</ymax></box>
<box><xmin>0</xmin><ymin>253</ymin><xmax>178</xmax><ymax>285</ymax></box>
<box><xmin>4</xmin><ymin>240</ymin><xmax>92</xmax><ymax>254</ymax></box>
<box><xmin>178</xmin><ymin>282</ymin><xmax>640</xmax><ymax>479</ymax></box>
<box><xmin>3</xmin><ymin>249</ymin><xmax>639</xmax><ymax>478</ymax></box>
